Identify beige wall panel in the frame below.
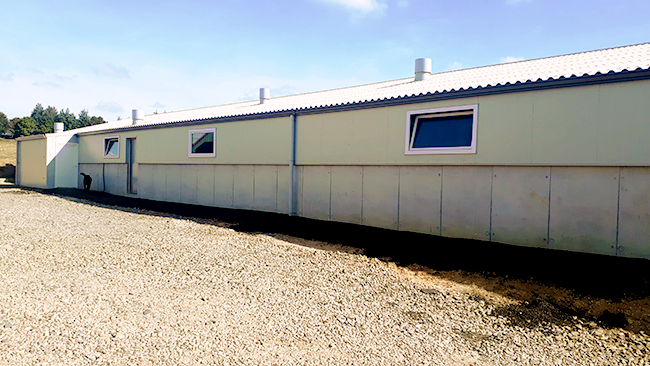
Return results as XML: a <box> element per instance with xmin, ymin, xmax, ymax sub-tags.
<box><xmin>276</xmin><ymin>165</ymin><xmax>291</xmax><ymax>214</ymax></box>
<box><xmin>316</xmin><ymin>108</ymin><xmax>390</xmax><ymax>164</ymax></box>
<box><xmin>362</xmin><ymin>166</ymin><xmax>399</xmax><ymax>230</ymax></box>
<box><xmin>197</xmin><ymin>165</ymin><xmax>216</xmax><ymax>207</ymax></box>
<box><xmin>216</xmin><ymin>118</ymin><xmax>291</xmax><ymax>164</ymax></box>
<box><xmin>295</xmin><ymin>115</ymin><xmax>323</xmax><ymax>164</ymax></box>
<box><xmin>531</xmin><ymin>86</ymin><xmax>600</xmax><ymax>164</ymax></box>
<box><xmin>18</xmin><ymin>139</ymin><xmax>48</xmax><ymax>188</ymax></box>
<box><xmin>233</xmin><ymin>165</ymin><xmax>254</xmax><ymax>209</ymax></box>
<box><xmin>548</xmin><ymin>167</ymin><xmax>618</xmax><ymax>256</ymax></box>
<box><xmin>330</xmin><ymin>166</ymin><xmax>363</xmax><ymax>224</ymax></box>
<box><xmin>398</xmin><ymin>166</ymin><xmax>442</xmax><ymax>234</ymax></box>
<box><xmin>253</xmin><ymin>165</ymin><xmax>278</xmax><ymax>212</ymax></box>
<box><xmin>151</xmin><ymin>165</ymin><xmax>167</xmax><ymax>202</ymax></box>
<box><xmin>78</xmin><ymin>134</ymin><xmax>111</xmax><ymax>164</ymax></box>
<box><xmin>491</xmin><ymin>167</ymin><xmax>550</xmax><ymax>247</ymax></box>
<box><xmin>180</xmin><ymin>165</ymin><xmax>198</xmax><ymax>204</ymax></box>
<box><xmin>319</xmin><ymin>113</ymin><xmax>353</xmax><ymax>164</ymax></box>
<box><xmin>301</xmin><ymin>166</ymin><xmax>331</xmax><ymax>220</ymax></box>
<box><xmin>80</xmin><ymin>118</ymin><xmax>290</xmax><ymax>165</ymax></box>
<box><xmin>214</xmin><ymin>165</ymin><xmax>234</xmax><ymax>208</ymax></box>
<box><xmin>165</xmin><ymin>165</ymin><xmax>182</xmax><ymax>203</ymax></box>
<box><xmin>476</xmin><ymin>93</ymin><xmax>534</xmax><ymax>164</ymax></box>
<box><xmin>596</xmin><ymin>80</ymin><xmax>650</xmax><ymax>165</ymax></box>
<box><xmin>441</xmin><ymin>166</ymin><xmax>492</xmax><ymax>241</ymax></box>
<box><xmin>138</xmin><ymin>164</ymin><xmax>154</xmax><ymax>200</ymax></box>
<box><xmin>617</xmin><ymin>167</ymin><xmax>650</xmax><ymax>259</ymax></box>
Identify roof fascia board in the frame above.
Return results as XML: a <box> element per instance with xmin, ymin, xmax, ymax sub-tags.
<box><xmin>79</xmin><ymin>68</ymin><xmax>650</xmax><ymax>136</ymax></box>
<box><xmin>295</xmin><ymin>68</ymin><xmax>650</xmax><ymax>116</ymax></box>
<box><xmin>79</xmin><ymin>111</ymin><xmax>296</xmax><ymax>136</ymax></box>
<box><xmin>16</xmin><ymin>134</ymin><xmax>47</xmax><ymax>141</ymax></box>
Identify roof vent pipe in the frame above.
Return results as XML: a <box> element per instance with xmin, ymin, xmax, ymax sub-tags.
<box><xmin>414</xmin><ymin>58</ymin><xmax>432</xmax><ymax>81</ymax></box>
<box><xmin>132</xmin><ymin>109</ymin><xmax>144</xmax><ymax>125</ymax></box>
<box><xmin>54</xmin><ymin>122</ymin><xmax>64</xmax><ymax>133</ymax></box>
<box><xmin>259</xmin><ymin>88</ymin><xmax>270</xmax><ymax>104</ymax></box>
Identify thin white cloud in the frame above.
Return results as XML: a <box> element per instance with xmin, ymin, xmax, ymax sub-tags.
<box><xmin>500</xmin><ymin>56</ymin><xmax>525</xmax><ymax>63</ymax></box>
<box><xmin>318</xmin><ymin>0</ymin><xmax>387</xmax><ymax>13</ymax></box>
<box><xmin>446</xmin><ymin>61</ymin><xmax>464</xmax><ymax>71</ymax></box>
<box><xmin>92</xmin><ymin>64</ymin><xmax>131</xmax><ymax>79</ymax></box>
<box><xmin>396</xmin><ymin>0</ymin><xmax>408</xmax><ymax>8</ymax></box>
<box><xmin>0</xmin><ymin>73</ymin><xmax>14</xmax><ymax>82</ymax></box>
<box><xmin>32</xmin><ymin>81</ymin><xmax>61</xmax><ymax>88</ymax></box>
<box><xmin>96</xmin><ymin>101</ymin><xmax>125</xmax><ymax>114</ymax></box>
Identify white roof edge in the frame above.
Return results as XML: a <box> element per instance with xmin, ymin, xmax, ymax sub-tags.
<box><xmin>70</xmin><ymin>42</ymin><xmax>650</xmax><ymax>135</ymax></box>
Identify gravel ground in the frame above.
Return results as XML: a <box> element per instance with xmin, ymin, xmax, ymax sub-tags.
<box><xmin>0</xmin><ymin>186</ymin><xmax>648</xmax><ymax>365</ymax></box>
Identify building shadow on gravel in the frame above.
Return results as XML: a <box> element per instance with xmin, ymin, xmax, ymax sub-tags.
<box><xmin>30</xmin><ymin>187</ymin><xmax>650</xmax><ymax>330</ymax></box>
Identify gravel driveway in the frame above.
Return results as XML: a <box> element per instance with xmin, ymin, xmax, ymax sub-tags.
<box><xmin>0</xmin><ymin>186</ymin><xmax>648</xmax><ymax>365</ymax></box>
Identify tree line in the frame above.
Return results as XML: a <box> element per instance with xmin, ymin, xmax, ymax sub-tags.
<box><xmin>0</xmin><ymin>104</ymin><xmax>106</xmax><ymax>139</ymax></box>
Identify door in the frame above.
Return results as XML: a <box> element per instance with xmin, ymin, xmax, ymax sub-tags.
<box><xmin>126</xmin><ymin>138</ymin><xmax>137</xmax><ymax>194</ymax></box>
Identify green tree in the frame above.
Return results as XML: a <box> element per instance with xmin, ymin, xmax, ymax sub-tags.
<box><xmin>56</xmin><ymin>109</ymin><xmax>77</xmax><ymax>130</ymax></box>
<box><xmin>89</xmin><ymin>116</ymin><xmax>106</xmax><ymax>126</ymax></box>
<box><xmin>12</xmin><ymin>117</ymin><xmax>36</xmax><ymax>138</ymax></box>
<box><xmin>0</xmin><ymin>112</ymin><xmax>11</xmax><ymax>138</ymax></box>
<box><xmin>78</xmin><ymin>109</ymin><xmax>91</xmax><ymax>128</ymax></box>
<box><xmin>31</xmin><ymin>103</ymin><xmax>58</xmax><ymax>134</ymax></box>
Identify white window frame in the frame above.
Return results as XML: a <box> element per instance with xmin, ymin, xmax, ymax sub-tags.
<box><xmin>103</xmin><ymin>136</ymin><xmax>120</xmax><ymax>159</ymax></box>
<box><xmin>405</xmin><ymin>104</ymin><xmax>478</xmax><ymax>155</ymax></box>
<box><xmin>188</xmin><ymin>128</ymin><xmax>216</xmax><ymax>158</ymax></box>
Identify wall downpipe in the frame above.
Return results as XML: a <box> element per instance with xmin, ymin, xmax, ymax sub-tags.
<box><xmin>289</xmin><ymin>113</ymin><xmax>297</xmax><ymax>216</ymax></box>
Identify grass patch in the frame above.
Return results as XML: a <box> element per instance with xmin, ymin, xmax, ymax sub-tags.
<box><xmin>0</xmin><ymin>138</ymin><xmax>17</xmax><ymax>167</ymax></box>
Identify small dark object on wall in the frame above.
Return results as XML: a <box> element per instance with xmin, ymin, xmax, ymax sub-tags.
<box><xmin>80</xmin><ymin>173</ymin><xmax>92</xmax><ymax>191</ymax></box>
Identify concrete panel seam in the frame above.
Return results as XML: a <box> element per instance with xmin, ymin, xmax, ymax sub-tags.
<box><xmin>439</xmin><ymin>167</ymin><xmax>444</xmax><ymax>234</ymax></box>
<box><xmin>328</xmin><ymin>168</ymin><xmax>332</xmax><ymax>220</ymax></box>
<box><xmin>396</xmin><ymin>168</ymin><xmax>401</xmax><ymax>229</ymax></box>
<box><xmin>547</xmin><ymin>167</ymin><xmax>552</xmax><ymax>245</ymax></box>
<box><xmin>275</xmin><ymin>166</ymin><xmax>279</xmax><ymax>212</ymax></box>
<box><xmin>489</xmin><ymin>168</ymin><xmax>494</xmax><ymax>241</ymax></box>
<box><xmin>615</xmin><ymin>167</ymin><xmax>621</xmax><ymax>255</ymax></box>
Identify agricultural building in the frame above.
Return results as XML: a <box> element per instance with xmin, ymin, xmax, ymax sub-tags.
<box><xmin>16</xmin><ymin>43</ymin><xmax>650</xmax><ymax>259</ymax></box>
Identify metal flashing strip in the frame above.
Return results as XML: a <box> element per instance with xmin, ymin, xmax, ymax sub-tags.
<box><xmin>77</xmin><ymin>68</ymin><xmax>650</xmax><ymax>137</ymax></box>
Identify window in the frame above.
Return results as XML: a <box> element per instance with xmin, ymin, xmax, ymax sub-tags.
<box><xmin>405</xmin><ymin>104</ymin><xmax>478</xmax><ymax>155</ymax></box>
<box><xmin>188</xmin><ymin>128</ymin><xmax>216</xmax><ymax>158</ymax></box>
<box><xmin>103</xmin><ymin>136</ymin><xmax>120</xmax><ymax>158</ymax></box>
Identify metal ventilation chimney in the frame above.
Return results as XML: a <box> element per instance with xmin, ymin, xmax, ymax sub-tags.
<box><xmin>414</xmin><ymin>58</ymin><xmax>432</xmax><ymax>81</ymax></box>
<box><xmin>54</xmin><ymin>122</ymin><xmax>64</xmax><ymax>133</ymax></box>
<box><xmin>259</xmin><ymin>88</ymin><xmax>270</xmax><ymax>104</ymax></box>
<box><xmin>132</xmin><ymin>109</ymin><xmax>144</xmax><ymax>125</ymax></box>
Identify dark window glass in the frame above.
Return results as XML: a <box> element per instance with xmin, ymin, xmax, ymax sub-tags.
<box><xmin>104</xmin><ymin>138</ymin><xmax>118</xmax><ymax>156</ymax></box>
<box><xmin>412</xmin><ymin>114</ymin><xmax>473</xmax><ymax>149</ymax></box>
<box><xmin>191</xmin><ymin>132</ymin><xmax>214</xmax><ymax>154</ymax></box>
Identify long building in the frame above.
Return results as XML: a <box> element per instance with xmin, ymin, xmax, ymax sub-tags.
<box><xmin>16</xmin><ymin>43</ymin><xmax>650</xmax><ymax>259</ymax></box>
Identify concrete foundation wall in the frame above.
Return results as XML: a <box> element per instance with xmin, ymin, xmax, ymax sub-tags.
<box><xmin>80</xmin><ymin>162</ymin><xmax>650</xmax><ymax>259</ymax></box>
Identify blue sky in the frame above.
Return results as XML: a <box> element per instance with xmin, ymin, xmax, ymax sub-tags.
<box><xmin>1</xmin><ymin>0</ymin><xmax>649</xmax><ymax>121</ymax></box>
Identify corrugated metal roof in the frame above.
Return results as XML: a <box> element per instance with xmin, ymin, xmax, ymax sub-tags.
<box><xmin>79</xmin><ymin>42</ymin><xmax>650</xmax><ymax>133</ymax></box>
